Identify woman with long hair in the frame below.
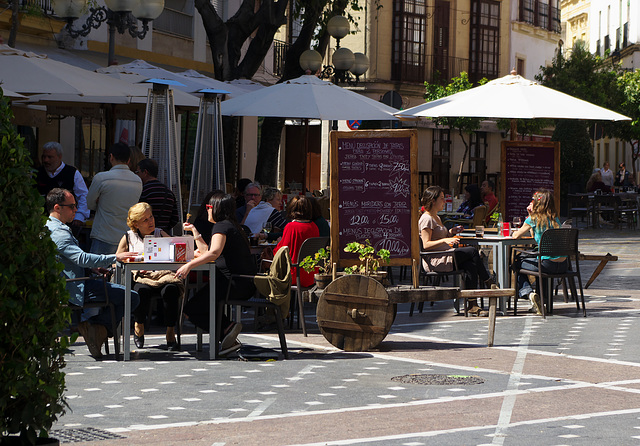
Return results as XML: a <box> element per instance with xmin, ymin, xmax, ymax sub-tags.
<box><xmin>116</xmin><ymin>202</ymin><xmax>182</xmax><ymax>350</ymax></box>
<box><xmin>419</xmin><ymin>186</ymin><xmax>494</xmax><ymax>315</ymax></box>
<box><xmin>511</xmin><ymin>188</ymin><xmax>568</xmax><ymax>314</ymax></box>
<box><xmin>176</xmin><ymin>192</ymin><xmax>257</xmax><ymax>355</ymax></box>
<box><xmin>456</xmin><ymin>184</ymin><xmax>484</xmax><ymax>218</ymax></box>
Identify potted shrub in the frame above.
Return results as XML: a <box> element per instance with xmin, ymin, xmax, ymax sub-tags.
<box><xmin>0</xmin><ymin>88</ymin><xmax>71</xmax><ymax>445</ymax></box>
<box><xmin>343</xmin><ymin>239</ymin><xmax>391</xmax><ymax>282</ymax></box>
<box><xmin>300</xmin><ymin>247</ymin><xmax>333</xmax><ymax>289</ymax></box>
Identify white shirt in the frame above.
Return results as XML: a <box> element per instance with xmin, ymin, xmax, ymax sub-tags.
<box><xmin>600</xmin><ymin>168</ymin><xmax>614</xmax><ymax>187</ymax></box>
<box><xmin>87</xmin><ymin>164</ymin><xmax>142</xmax><ymax>245</ymax></box>
<box><xmin>48</xmin><ymin>162</ymin><xmax>90</xmax><ymax>221</ymax></box>
<box><xmin>243</xmin><ymin>201</ymin><xmax>275</xmax><ymax>235</ymax></box>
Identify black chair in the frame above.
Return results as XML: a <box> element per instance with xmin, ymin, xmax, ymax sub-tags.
<box><xmin>66</xmin><ymin>274</ymin><xmax>121</xmax><ymax>359</ymax></box>
<box><xmin>513</xmin><ymin>228</ymin><xmax>586</xmax><ymax>318</ymax></box>
<box><xmin>567</xmin><ymin>194</ymin><xmax>592</xmax><ymax>229</ymax></box>
<box><xmin>411</xmin><ymin>249</ymin><xmax>467</xmax><ymax>316</ymax></box>
<box><xmin>217</xmin><ymin>246</ymin><xmax>291</xmax><ymax>359</ymax></box>
<box><xmin>290</xmin><ymin>236</ymin><xmax>330</xmax><ymax>336</ymax></box>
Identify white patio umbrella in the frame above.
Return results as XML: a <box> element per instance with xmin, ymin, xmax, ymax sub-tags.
<box><xmin>0</xmin><ymin>45</ymin><xmax>138</xmax><ymax>101</ymax></box>
<box><xmin>0</xmin><ymin>87</ymin><xmax>26</xmax><ymax>99</ymax></box>
<box><xmin>221</xmin><ymin>74</ymin><xmax>399</xmax><ymax>120</ymax></box>
<box><xmin>396</xmin><ymin>72</ymin><xmax>630</xmax><ymax>121</ymax></box>
<box><xmin>98</xmin><ymin>60</ymin><xmax>250</xmax><ymax>98</ymax></box>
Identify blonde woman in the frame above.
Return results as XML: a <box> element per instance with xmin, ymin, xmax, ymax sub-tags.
<box><xmin>511</xmin><ymin>189</ymin><xmax>568</xmax><ymax>314</ymax></box>
<box><xmin>116</xmin><ymin>202</ymin><xmax>182</xmax><ymax>350</ymax></box>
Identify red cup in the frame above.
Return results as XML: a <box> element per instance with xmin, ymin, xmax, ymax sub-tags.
<box><xmin>502</xmin><ymin>222</ymin><xmax>510</xmax><ymax>237</ymax></box>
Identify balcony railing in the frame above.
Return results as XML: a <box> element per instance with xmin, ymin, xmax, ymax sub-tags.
<box><xmin>153</xmin><ymin>7</ymin><xmax>193</xmax><ymax>39</ymax></box>
<box><xmin>273</xmin><ymin>39</ymin><xmax>289</xmax><ymax>78</ymax></box>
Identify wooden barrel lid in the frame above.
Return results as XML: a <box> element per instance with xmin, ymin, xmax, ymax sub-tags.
<box><xmin>317</xmin><ymin>274</ymin><xmax>394</xmax><ymax>351</ymax></box>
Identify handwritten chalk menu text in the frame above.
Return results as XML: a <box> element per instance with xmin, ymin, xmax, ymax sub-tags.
<box><xmin>501</xmin><ymin>141</ymin><xmax>560</xmax><ymax>222</ymax></box>
<box><xmin>330</xmin><ymin>130</ymin><xmax>419</xmax><ymax>268</ymax></box>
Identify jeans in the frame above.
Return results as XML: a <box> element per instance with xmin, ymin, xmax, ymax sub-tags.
<box><xmin>84</xmin><ymin>279</ymin><xmax>140</xmax><ymax>333</ymax></box>
<box><xmin>90</xmin><ymin>238</ymin><xmax>119</xmax><ymax>255</ymax></box>
<box><xmin>515</xmin><ymin>257</ymin><xmax>568</xmax><ymax>297</ymax></box>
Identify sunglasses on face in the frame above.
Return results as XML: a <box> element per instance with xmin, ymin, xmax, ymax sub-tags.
<box><xmin>206</xmin><ymin>204</ymin><xmax>213</xmax><ymax>210</ymax></box>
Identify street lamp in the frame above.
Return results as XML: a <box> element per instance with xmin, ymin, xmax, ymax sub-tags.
<box><xmin>52</xmin><ymin>0</ymin><xmax>164</xmax><ymax>66</ymax></box>
<box><xmin>299</xmin><ymin>15</ymin><xmax>369</xmax><ymax>86</ymax></box>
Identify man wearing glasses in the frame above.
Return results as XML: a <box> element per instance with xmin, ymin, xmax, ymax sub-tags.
<box><xmin>235</xmin><ymin>182</ymin><xmax>262</xmax><ymax>225</ymax></box>
<box><xmin>45</xmin><ymin>188</ymin><xmax>140</xmax><ymax>360</ymax></box>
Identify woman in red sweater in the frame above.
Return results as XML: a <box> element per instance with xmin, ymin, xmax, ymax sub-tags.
<box><xmin>274</xmin><ymin>195</ymin><xmax>319</xmax><ymax>287</ymax></box>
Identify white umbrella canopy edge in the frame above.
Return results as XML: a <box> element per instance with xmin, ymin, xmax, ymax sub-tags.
<box><xmin>396</xmin><ymin>73</ymin><xmax>630</xmax><ymax>122</ymax></box>
<box><xmin>221</xmin><ymin>75</ymin><xmax>399</xmax><ymax>121</ymax></box>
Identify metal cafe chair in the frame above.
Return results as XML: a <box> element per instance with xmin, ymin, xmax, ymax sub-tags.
<box><xmin>290</xmin><ymin>236</ymin><xmax>330</xmax><ymax>336</ymax></box>
<box><xmin>66</xmin><ymin>274</ymin><xmax>121</xmax><ymax>358</ymax></box>
<box><xmin>411</xmin><ymin>249</ymin><xmax>467</xmax><ymax>316</ymax></box>
<box><xmin>513</xmin><ymin>228</ymin><xmax>586</xmax><ymax>318</ymax></box>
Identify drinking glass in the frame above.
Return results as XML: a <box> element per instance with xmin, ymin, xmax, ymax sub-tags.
<box><xmin>475</xmin><ymin>226</ymin><xmax>484</xmax><ymax>238</ymax></box>
<box><xmin>512</xmin><ymin>216</ymin><xmax>522</xmax><ymax>229</ymax></box>
<box><xmin>263</xmin><ymin>221</ymin><xmax>272</xmax><ymax>235</ymax></box>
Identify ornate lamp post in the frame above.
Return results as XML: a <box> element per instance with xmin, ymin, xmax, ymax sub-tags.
<box><xmin>299</xmin><ymin>15</ymin><xmax>369</xmax><ymax>86</ymax></box>
<box><xmin>52</xmin><ymin>0</ymin><xmax>164</xmax><ymax>66</ymax></box>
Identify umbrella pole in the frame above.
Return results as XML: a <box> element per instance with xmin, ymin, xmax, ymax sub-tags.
<box><xmin>510</xmin><ymin>119</ymin><xmax>517</xmax><ymax>141</ymax></box>
<box><xmin>303</xmin><ymin>118</ymin><xmax>309</xmax><ymax>192</ymax></box>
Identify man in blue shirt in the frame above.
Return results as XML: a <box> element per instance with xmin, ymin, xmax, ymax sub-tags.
<box><xmin>45</xmin><ymin>188</ymin><xmax>140</xmax><ymax>359</ymax></box>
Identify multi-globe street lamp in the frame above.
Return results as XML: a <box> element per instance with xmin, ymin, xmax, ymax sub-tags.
<box><xmin>299</xmin><ymin>15</ymin><xmax>369</xmax><ymax>86</ymax></box>
<box><xmin>52</xmin><ymin>0</ymin><xmax>165</xmax><ymax>66</ymax></box>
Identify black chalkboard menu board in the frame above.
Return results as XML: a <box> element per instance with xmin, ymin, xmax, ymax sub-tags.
<box><xmin>501</xmin><ymin>141</ymin><xmax>561</xmax><ymax>222</ymax></box>
<box><xmin>330</xmin><ymin>129</ymin><xmax>419</xmax><ymax>269</ymax></box>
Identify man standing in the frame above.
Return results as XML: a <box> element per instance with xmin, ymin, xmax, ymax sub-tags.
<box><xmin>45</xmin><ymin>188</ymin><xmax>140</xmax><ymax>359</ymax></box>
<box><xmin>87</xmin><ymin>142</ymin><xmax>142</xmax><ymax>254</ymax></box>
<box><xmin>235</xmin><ymin>182</ymin><xmax>262</xmax><ymax>225</ymax></box>
<box><xmin>136</xmin><ymin>158</ymin><xmax>179</xmax><ymax>233</ymax></box>
<box><xmin>615</xmin><ymin>162</ymin><xmax>634</xmax><ymax>187</ymax></box>
<box><xmin>480</xmin><ymin>179</ymin><xmax>498</xmax><ymax>223</ymax></box>
<box><xmin>36</xmin><ymin>141</ymin><xmax>90</xmax><ymax>227</ymax></box>
<box><xmin>600</xmin><ymin>161</ymin><xmax>614</xmax><ymax>189</ymax></box>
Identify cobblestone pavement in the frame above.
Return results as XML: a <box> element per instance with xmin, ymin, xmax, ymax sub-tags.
<box><xmin>49</xmin><ymin>228</ymin><xmax>640</xmax><ymax>445</ymax></box>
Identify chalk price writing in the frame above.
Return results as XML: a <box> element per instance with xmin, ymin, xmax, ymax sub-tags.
<box><xmin>375</xmin><ymin>238</ymin><xmax>409</xmax><ymax>256</ymax></box>
<box><xmin>350</xmin><ymin>215</ymin><xmax>370</xmax><ymax>226</ymax></box>
<box><xmin>391</xmin><ymin>162</ymin><xmax>409</xmax><ymax>173</ymax></box>
<box><xmin>378</xmin><ymin>214</ymin><xmax>399</xmax><ymax>225</ymax></box>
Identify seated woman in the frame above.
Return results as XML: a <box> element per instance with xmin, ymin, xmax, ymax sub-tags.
<box><xmin>456</xmin><ymin>184</ymin><xmax>484</xmax><ymax>218</ymax></box>
<box><xmin>275</xmin><ymin>195</ymin><xmax>320</xmax><ymax>289</ymax></box>
<box><xmin>116</xmin><ymin>202</ymin><xmax>182</xmax><ymax>350</ymax></box>
<box><xmin>310</xmin><ymin>196</ymin><xmax>330</xmax><ymax>237</ymax></box>
<box><xmin>586</xmin><ymin>171</ymin><xmax>610</xmax><ymax>193</ymax></box>
<box><xmin>511</xmin><ymin>189</ymin><xmax>568</xmax><ymax>315</ymax></box>
<box><xmin>177</xmin><ymin>192</ymin><xmax>257</xmax><ymax>356</ymax></box>
<box><xmin>419</xmin><ymin>186</ymin><xmax>494</xmax><ymax>316</ymax></box>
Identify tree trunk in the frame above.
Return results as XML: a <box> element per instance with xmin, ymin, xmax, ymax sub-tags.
<box><xmin>456</xmin><ymin>129</ymin><xmax>470</xmax><ymax>195</ymax></box>
<box><xmin>8</xmin><ymin>0</ymin><xmax>19</xmax><ymax>48</ymax></box>
<box><xmin>255</xmin><ymin>117</ymin><xmax>285</xmax><ymax>186</ymax></box>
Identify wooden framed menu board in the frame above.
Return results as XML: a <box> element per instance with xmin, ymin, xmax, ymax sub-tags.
<box><xmin>501</xmin><ymin>140</ymin><xmax>561</xmax><ymax>222</ymax></box>
<box><xmin>330</xmin><ymin>129</ymin><xmax>420</xmax><ymax>269</ymax></box>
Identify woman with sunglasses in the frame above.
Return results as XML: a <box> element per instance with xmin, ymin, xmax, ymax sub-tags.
<box><xmin>511</xmin><ymin>189</ymin><xmax>567</xmax><ymax>315</ymax></box>
<box><xmin>176</xmin><ymin>191</ymin><xmax>257</xmax><ymax>355</ymax></box>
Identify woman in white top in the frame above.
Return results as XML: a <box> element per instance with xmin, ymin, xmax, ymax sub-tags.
<box><xmin>419</xmin><ymin>186</ymin><xmax>494</xmax><ymax>315</ymax></box>
<box><xmin>116</xmin><ymin>202</ymin><xmax>182</xmax><ymax>350</ymax></box>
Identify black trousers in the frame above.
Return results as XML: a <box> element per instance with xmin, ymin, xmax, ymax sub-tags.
<box><xmin>453</xmin><ymin>246</ymin><xmax>491</xmax><ymax>289</ymax></box>
<box><xmin>133</xmin><ymin>282</ymin><xmax>180</xmax><ymax>327</ymax></box>
<box><xmin>183</xmin><ymin>270</ymin><xmax>256</xmax><ymax>338</ymax></box>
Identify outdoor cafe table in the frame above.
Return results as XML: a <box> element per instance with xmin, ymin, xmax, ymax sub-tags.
<box><xmin>115</xmin><ymin>260</ymin><xmax>217</xmax><ymax>360</ymax></box>
<box><xmin>458</xmin><ymin>231</ymin><xmax>536</xmax><ymax>312</ymax></box>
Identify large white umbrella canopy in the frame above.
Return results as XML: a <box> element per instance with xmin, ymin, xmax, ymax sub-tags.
<box><xmin>0</xmin><ymin>45</ymin><xmax>140</xmax><ymax>101</ymax></box>
<box><xmin>98</xmin><ymin>60</ymin><xmax>249</xmax><ymax>98</ymax></box>
<box><xmin>396</xmin><ymin>73</ymin><xmax>630</xmax><ymax>121</ymax></box>
<box><xmin>221</xmin><ymin>74</ymin><xmax>399</xmax><ymax>120</ymax></box>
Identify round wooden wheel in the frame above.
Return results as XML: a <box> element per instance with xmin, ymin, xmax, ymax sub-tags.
<box><xmin>317</xmin><ymin>274</ymin><xmax>395</xmax><ymax>351</ymax></box>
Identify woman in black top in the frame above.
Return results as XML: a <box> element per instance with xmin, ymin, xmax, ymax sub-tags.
<box><xmin>177</xmin><ymin>192</ymin><xmax>256</xmax><ymax>355</ymax></box>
